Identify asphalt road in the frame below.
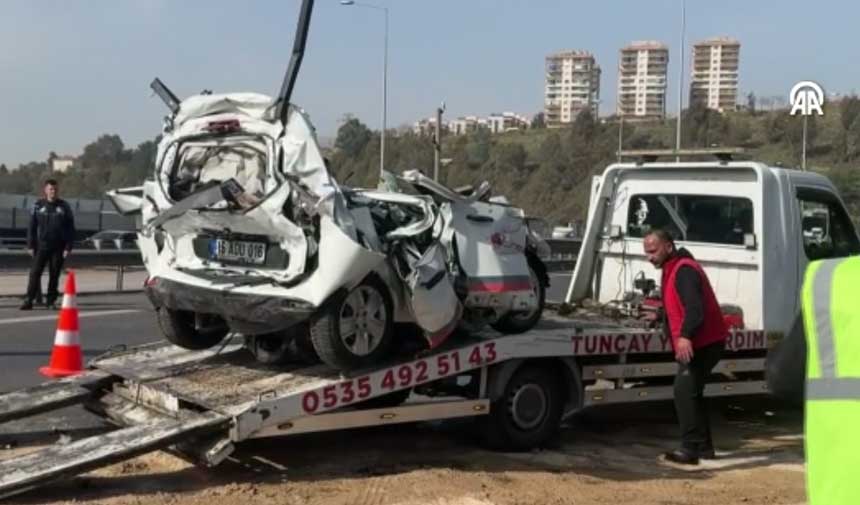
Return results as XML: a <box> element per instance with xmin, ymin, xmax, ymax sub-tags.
<box><xmin>0</xmin><ymin>292</ymin><xmax>159</xmax><ymax>443</ymax></box>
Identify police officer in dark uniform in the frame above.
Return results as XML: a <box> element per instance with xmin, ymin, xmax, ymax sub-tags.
<box><xmin>20</xmin><ymin>179</ymin><xmax>75</xmax><ymax>310</ymax></box>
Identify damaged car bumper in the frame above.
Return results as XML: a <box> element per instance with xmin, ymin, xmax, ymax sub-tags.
<box><xmin>145</xmin><ymin>276</ymin><xmax>315</xmax><ymax>334</ymax></box>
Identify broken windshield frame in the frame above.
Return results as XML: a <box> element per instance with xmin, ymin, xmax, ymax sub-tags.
<box><xmin>156</xmin><ymin>132</ymin><xmax>280</xmax><ymax>215</ymax></box>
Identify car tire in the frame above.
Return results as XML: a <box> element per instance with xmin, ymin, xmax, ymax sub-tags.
<box><xmin>479</xmin><ymin>365</ymin><xmax>564</xmax><ymax>451</ymax></box>
<box><xmin>157</xmin><ymin>308</ymin><xmax>228</xmax><ymax>350</ymax></box>
<box><xmin>310</xmin><ymin>276</ymin><xmax>395</xmax><ymax>370</ymax></box>
<box><xmin>491</xmin><ymin>258</ymin><xmax>547</xmax><ymax>335</ymax></box>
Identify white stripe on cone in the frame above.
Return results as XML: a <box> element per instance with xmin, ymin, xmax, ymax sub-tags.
<box><xmin>54</xmin><ymin>329</ymin><xmax>80</xmax><ymax>346</ymax></box>
<box><xmin>61</xmin><ymin>294</ymin><xmax>77</xmax><ymax>309</ymax></box>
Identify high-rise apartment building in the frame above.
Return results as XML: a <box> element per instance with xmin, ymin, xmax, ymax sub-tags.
<box><xmin>690</xmin><ymin>37</ymin><xmax>740</xmax><ymax>112</ymax></box>
<box><xmin>617</xmin><ymin>41</ymin><xmax>669</xmax><ymax>120</ymax></box>
<box><xmin>544</xmin><ymin>51</ymin><xmax>601</xmax><ymax>127</ymax></box>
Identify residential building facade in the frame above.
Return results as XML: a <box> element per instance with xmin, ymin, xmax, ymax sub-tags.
<box><xmin>617</xmin><ymin>41</ymin><xmax>669</xmax><ymax>120</ymax></box>
<box><xmin>690</xmin><ymin>37</ymin><xmax>740</xmax><ymax>112</ymax></box>
<box><xmin>544</xmin><ymin>50</ymin><xmax>601</xmax><ymax>127</ymax></box>
<box><xmin>486</xmin><ymin>112</ymin><xmax>529</xmax><ymax>133</ymax></box>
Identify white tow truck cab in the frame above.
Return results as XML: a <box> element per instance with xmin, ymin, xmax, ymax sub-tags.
<box><xmin>568</xmin><ymin>149</ymin><xmax>860</xmax><ymax>344</ymax></box>
<box><xmin>3</xmin><ymin>149</ymin><xmax>855</xmax><ymax>499</ymax></box>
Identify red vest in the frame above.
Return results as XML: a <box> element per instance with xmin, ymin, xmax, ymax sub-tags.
<box><xmin>661</xmin><ymin>255</ymin><xmax>727</xmax><ymax>350</ymax></box>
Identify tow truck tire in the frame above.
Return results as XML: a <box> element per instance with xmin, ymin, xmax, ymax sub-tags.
<box><xmin>310</xmin><ymin>277</ymin><xmax>395</xmax><ymax>370</ymax></box>
<box><xmin>491</xmin><ymin>259</ymin><xmax>547</xmax><ymax>335</ymax></box>
<box><xmin>157</xmin><ymin>308</ymin><xmax>228</xmax><ymax>350</ymax></box>
<box><xmin>480</xmin><ymin>365</ymin><xmax>563</xmax><ymax>451</ymax></box>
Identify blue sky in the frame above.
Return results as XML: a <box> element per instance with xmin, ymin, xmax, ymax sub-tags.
<box><xmin>1</xmin><ymin>0</ymin><xmax>857</xmax><ymax>168</ymax></box>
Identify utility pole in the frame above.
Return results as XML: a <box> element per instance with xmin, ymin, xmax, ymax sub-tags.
<box><xmin>434</xmin><ymin>102</ymin><xmax>445</xmax><ymax>181</ymax></box>
<box><xmin>617</xmin><ymin>115</ymin><xmax>624</xmax><ymax>162</ymax></box>
<box><xmin>802</xmin><ymin>114</ymin><xmax>808</xmax><ymax>171</ymax></box>
<box><xmin>675</xmin><ymin>0</ymin><xmax>686</xmax><ymax>161</ymax></box>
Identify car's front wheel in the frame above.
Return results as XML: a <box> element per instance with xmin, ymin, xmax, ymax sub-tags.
<box><xmin>310</xmin><ymin>277</ymin><xmax>395</xmax><ymax>370</ymax></box>
<box><xmin>157</xmin><ymin>308</ymin><xmax>229</xmax><ymax>350</ymax></box>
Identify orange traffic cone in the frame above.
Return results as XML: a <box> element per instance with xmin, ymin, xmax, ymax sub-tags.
<box><xmin>40</xmin><ymin>271</ymin><xmax>83</xmax><ymax>378</ymax></box>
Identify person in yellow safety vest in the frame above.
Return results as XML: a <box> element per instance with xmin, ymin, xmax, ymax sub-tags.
<box><xmin>800</xmin><ymin>256</ymin><xmax>860</xmax><ymax>505</ymax></box>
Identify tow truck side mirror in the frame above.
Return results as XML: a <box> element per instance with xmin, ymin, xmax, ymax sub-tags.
<box><xmin>744</xmin><ymin>232</ymin><xmax>757</xmax><ymax>250</ymax></box>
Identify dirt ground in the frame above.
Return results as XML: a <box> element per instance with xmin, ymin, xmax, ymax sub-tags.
<box><xmin>2</xmin><ymin>397</ymin><xmax>806</xmax><ymax>505</ymax></box>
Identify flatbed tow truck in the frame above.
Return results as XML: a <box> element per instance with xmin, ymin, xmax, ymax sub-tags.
<box><xmin>0</xmin><ymin>313</ymin><xmax>768</xmax><ymax>499</ymax></box>
<box><xmin>7</xmin><ymin>146</ymin><xmax>859</xmax><ymax>498</ymax></box>
<box><xmin>5</xmin><ymin>146</ymin><xmax>859</xmax><ymax>498</ymax></box>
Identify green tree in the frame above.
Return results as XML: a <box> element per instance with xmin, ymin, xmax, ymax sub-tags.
<box><xmin>530</xmin><ymin>112</ymin><xmax>546</xmax><ymax>129</ymax></box>
<box><xmin>80</xmin><ymin>134</ymin><xmax>125</xmax><ymax>169</ymax></box>
<box><xmin>746</xmin><ymin>92</ymin><xmax>756</xmax><ymax>115</ymax></box>
<box><xmin>465</xmin><ymin>129</ymin><xmax>491</xmax><ymax>168</ymax></box>
<box><xmin>570</xmin><ymin>109</ymin><xmax>597</xmax><ymax>146</ymax></box>
<box><xmin>335</xmin><ymin>116</ymin><xmax>373</xmax><ymax>158</ymax></box>
<box><xmin>840</xmin><ymin>96</ymin><xmax>860</xmax><ymax>132</ymax></box>
<box><xmin>0</xmin><ymin>164</ymin><xmax>7</xmax><ymax>175</ymax></box>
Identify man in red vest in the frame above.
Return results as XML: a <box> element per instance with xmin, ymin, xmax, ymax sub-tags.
<box><xmin>644</xmin><ymin>229</ymin><xmax>728</xmax><ymax>465</ymax></box>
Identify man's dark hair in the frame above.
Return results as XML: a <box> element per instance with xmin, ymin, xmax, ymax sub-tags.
<box><xmin>44</xmin><ymin>179</ymin><xmax>58</xmax><ymax>187</ymax></box>
<box><xmin>645</xmin><ymin>228</ymin><xmax>675</xmax><ymax>245</ymax></box>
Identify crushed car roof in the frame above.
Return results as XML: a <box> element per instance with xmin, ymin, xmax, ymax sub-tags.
<box><xmin>174</xmin><ymin>93</ymin><xmax>276</xmax><ymax>126</ymax></box>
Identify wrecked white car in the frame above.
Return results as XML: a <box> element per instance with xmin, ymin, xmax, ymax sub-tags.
<box><xmin>107</xmin><ymin>0</ymin><xmax>549</xmax><ymax>370</ymax></box>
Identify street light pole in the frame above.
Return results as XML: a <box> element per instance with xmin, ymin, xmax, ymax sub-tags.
<box><xmin>617</xmin><ymin>114</ymin><xmax>624</xmax><ymax>162</ymax></box>
<box><xmin>434</xmin><ymin>102</ymin><xmax>445</xmax><ymax>181</ymax></box>
<box><xmin>341</xmin><ymin>1</ymin><xmax>388</xmax><ymax>179</ymax></box>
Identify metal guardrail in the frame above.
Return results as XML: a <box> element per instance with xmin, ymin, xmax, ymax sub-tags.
<box><xmin>545</xmin><ymin>238</ymin><xmax>581</xmax><ymax>260</ymax></box>
<box><xmin>0</xmin><ymin>250</ymin><xmax>141</xmax><ymax>270</ymax></box>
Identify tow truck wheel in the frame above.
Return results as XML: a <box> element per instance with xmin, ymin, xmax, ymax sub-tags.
<box><xmin>310</xmin><ymin>277</ymin><xmax>395</xmax><ymax>370</ymax></box>
<box><xmin>480</xmin><ymin>365</ymin><xmax>563</xmax><ymax>451</ymax></box>
<box><xmin>157</xmin><ymin>308</ymin><xmax>229</xmax><ymax>350</ymax></box>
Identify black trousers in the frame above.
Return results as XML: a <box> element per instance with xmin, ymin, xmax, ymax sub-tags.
<box><xmin>26</xmin><ymin>248</ymin><xmax>65</xmax><ymax>304</ymax></box>
<box><xmin>674</xmin><ymin>340</ymin><xmax>725</xmax><ymax>453</ymax></box>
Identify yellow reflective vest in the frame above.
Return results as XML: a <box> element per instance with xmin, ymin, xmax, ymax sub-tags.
<box><xmin>801</xmin><ymin>257</ymin><xmax>860</xmax><ymax>505</ymax></box>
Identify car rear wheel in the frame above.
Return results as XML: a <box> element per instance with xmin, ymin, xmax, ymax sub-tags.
<box><xmin>310</xmin><ymin>277</ymin><xmax>394</xmax><ymax>370</ymax></box>
<box><xmin>157</xmin><ymin>308</ymin><xmax>229</xmax><ymax>350</ymax></box>
<box><xmin>491</xmin><ymin>260</ymin><xmax>546</xmax><ymax>334</ymax></box>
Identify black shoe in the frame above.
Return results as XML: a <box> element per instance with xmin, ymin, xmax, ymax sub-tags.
<box><xmin>19</xmin><ymin>301</ymin><xmax>33</xmax><ymax>311</ymax></box>
<box><xmin>699</xmin><ymin>447</ymin><xmax>716</xmax><ymax>459</ymax></box>
<box><xmin>663</xmin><ymin>449</ymin><xmax>699</xmax><ymax>465</ymax></box>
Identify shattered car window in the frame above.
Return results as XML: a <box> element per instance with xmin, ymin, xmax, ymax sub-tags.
<box><xmin>168</xmin><ymin>137</ymin><xmax>268</xmax><ymax>201</ymax></box>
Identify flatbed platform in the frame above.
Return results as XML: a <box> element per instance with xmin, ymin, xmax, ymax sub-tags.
<box><xmin>0</xmin><ymin>314</ymin><xmax>769</xmax><ymax>500</ymax></box>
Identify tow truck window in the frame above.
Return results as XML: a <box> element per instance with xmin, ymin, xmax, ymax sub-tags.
<box><xmin>796</xmin><ymin>189</ymin><xmax>860</xmax><ymax>260</ymax></box>
<box><xmin>626</xmin><ymin>194</ymin><xmax>754</xmax><ymax>245</ymax></box>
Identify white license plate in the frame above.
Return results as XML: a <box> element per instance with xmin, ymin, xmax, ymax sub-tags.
<box><xmin>210</xmin><ymin>239</ymin><xmax>267</xmax><ymax>265</ymax></box>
